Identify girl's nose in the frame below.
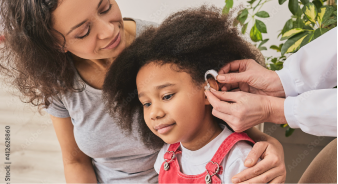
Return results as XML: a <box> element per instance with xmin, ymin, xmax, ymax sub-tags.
<box><xmin>150</xmin><ymin>106</ymin><xmax>165</xmax><ymax>121</ymax></box>
<box><xmin>96</xmin><ymin>18</ymin><xmax>115</xmax><ymax>40</ymax></box>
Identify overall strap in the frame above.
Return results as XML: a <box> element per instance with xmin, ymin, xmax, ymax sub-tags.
<box><xmin>164</xmin><ymin>142</ymin><xmax>181</xmax><ymax>160</ymax></box>
<box><xmin>205</xmin><ymin>132</ymin><xmax>255</xmax><ymax>175</ymax></box>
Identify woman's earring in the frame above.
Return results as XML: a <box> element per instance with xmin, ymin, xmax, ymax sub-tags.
<box><xmin>204</xmin><ymin>69</ymin><xmax>218</xmax><ymax>91</ymax></box>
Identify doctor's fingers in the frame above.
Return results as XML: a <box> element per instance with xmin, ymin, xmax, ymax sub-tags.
<box><xmin>218</xmin><ymin>59</ymin><xmax>255</xmax><ymax>75</ymax></box>
<box><xmin>205</xmin><ymin>90</ymin><xmax>233</xmax><ymax>114</ymax></box>
<box><xmin>209</xmin><ymin>89</ymin><xmax>243</xmax><ymax>102</ymax></box>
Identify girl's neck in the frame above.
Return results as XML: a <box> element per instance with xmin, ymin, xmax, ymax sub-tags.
<box><xmin>181</xmin><ymin>106</ymin><xmax>223</xmax><ymax>151</ymax></box>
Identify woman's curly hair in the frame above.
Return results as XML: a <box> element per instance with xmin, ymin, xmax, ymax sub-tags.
<box><xmin>0</xmin><ymin>0</ymin><xmax>82</xmax><ymax>111</ymax></box>
<box><xmin>102</xmin><ymin>5</ymin><xmax>265</xmax><ymax>150</ymax></box>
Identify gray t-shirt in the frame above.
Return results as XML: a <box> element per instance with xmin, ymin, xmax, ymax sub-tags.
<box><xmin>45</xmin><ymin>18</ymin><xmax>160</xmax><ymax>183</ymax></box>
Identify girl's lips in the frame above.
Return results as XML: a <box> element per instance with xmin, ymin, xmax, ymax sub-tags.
<box><xmin>103</xmin><ymin>32</ymin><xmax>121</xmax><ymax>49</ymax></box>
<box><xmin>155</xmin><ymin>123</ymin><xmax>176</xmax><ymax>134</ymax></box>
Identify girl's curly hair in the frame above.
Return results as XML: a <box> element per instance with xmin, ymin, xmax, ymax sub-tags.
<box><xmin>0</xmin><ymin>0</ymin><xmax>82</xmax><ymax>111</ymax></box>
<box><xmin>102</xmin><ymin>5</ymin><xmax>265</xmax><ymax>150</ymax></box>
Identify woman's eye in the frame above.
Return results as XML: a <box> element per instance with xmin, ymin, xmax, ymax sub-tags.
<box><xmin>77</xmin><ymin>26</ymin><xmax>91</xmax><ymax>39</ymax></box>
<box><xmin>143</xmin><ymin>103</ymin><xmax>151</xmax><ymax>108</ymax></box>
<box><xmin>163</xmin><ymin>94</ymin><xmax>174</xmax><ymax>101</ymax></box>
<box><xmin>100</xmin><ymin>3</ymin><xmax>112</xmax><ymax>14</ymax></box>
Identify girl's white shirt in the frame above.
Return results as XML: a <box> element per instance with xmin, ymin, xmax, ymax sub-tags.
<box><xmin>154</xmin><ymin>124</ymin><xmax>259</xmax><ymax>183</ymax></box>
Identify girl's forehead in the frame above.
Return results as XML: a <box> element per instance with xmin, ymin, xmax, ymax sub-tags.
<box><xmin>136</xmin><ymin>63</ymin><xmax>193</xmax><ymax>90</ymax></box>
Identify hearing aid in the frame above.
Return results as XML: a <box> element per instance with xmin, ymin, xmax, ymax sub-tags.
<box><xmin>204</xmin><ymin>69</ymin><xmax>219</xmax><ymax>91</ymax></box>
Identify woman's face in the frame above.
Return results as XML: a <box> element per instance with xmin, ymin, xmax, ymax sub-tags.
<box><xmin>136</xmin><ymin>62</ymin><xmax>211</xmax><ymax>145</ymax></box>
<box><xmin>52</xmin><ymin>0</ymin><xmax>125</xmax><ymax>60</ymax></box>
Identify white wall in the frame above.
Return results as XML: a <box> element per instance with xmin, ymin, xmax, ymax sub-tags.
<box><xmin>116</xmin><ymin>0</ymin><xmax>292</xmax><ymax>58</ymax></box>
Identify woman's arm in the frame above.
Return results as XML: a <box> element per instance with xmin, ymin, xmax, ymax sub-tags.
<box><xmin>51</xmin><ymin>115</ymin><xmax>97</xmax><ymax>183</ymax></box>
<box><xmin>231</xmin><ymin>127</ymin><xmax>286</xmax><ymax>183</ymax></box>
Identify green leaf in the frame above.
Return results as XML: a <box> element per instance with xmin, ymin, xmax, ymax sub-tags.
<box><xmin>321</xmin><ymin>6</ymin><xmax>334</xmax><ymax>25</ymax></box>
<box><xmin>294</xmin><ymin>17</ymin><xmax>305</xmax><ymax>28</ymax></box>
<box><xmin>301</xmin><ymin>0</ymin><xmax>310</xmax><ymax>4</ymax></box>
<box><xmin>255</xmin><ymin>19</ymin><xmax>267</xmax><ymax>33</ymax></box>
<box><xmin>289</xmin><ymin>0</ymin><xmax>299</xmax><ymax>15</ymax></box>
<box><xmin>323</xmin><ymin>18</ymin><xmax>337</xmax><ymax>27</ymax></box>
<box><xmin>259</xmin><ymin>39</ymin><xmax>269</xmax><ymax>47</ymax></box>
<box><xmin>303</xmin><ymin>3</ymin><xmax>318</xmax><ymax>23</ymax></box>
<box><xmin>259</xmin><ymin>46</ymin><xmax>267</xmax><ymax>51</ymax></box>
<box><xmin>250</xmin><ymin>24</ymin><xmax>263</xmax><ymax>42</ymax></box>
<box><xmin>282</xmin><ymin>19</ymin><xmax>294</xmax><ymax>35</ymax></box>
<box><xmin>281</xmin><ymin>32</ymin><xmax>309</xmax><ymax>55</ymax></box>
<box><xmin>300</xmin><ymin>32</ymin><xmax>314</xmax><ymax>48</ymax></box>
<box><xmin>222</xmin><ymin>6</ymin><xmax>230</xmax><ymax>15</ymax></box>
<box><xmin>226</xmin><ymin>0</ymin><xmax>234</xmax><ymax>9</ymax></box>
<box><xmin>256</xmin><ymin>11</ymin><xmax>270</xmax><ymax>18</ymax></box>
<box><xmin>237</xmin><ymin>9</ymin><xmax>249</xmax><ymax>25</ymax></box>
<box><xmin>242</xmin><ymin>23</ymin><xmax>248</xmax><ymax>34</ymax></box>
<box><xmin>247</xmin><ymin>0</ymin><xmax>257</xmax><ymax>4</ymax></box>
<box><xmin>286</xmin><ymin>127</ymin><xmax>295</xmax><ymax>137</ymax></box>
<box><xmin>313</xmin><ymin>0</ymin><xmax>323</xmax><ymax>9</ymax></box>
<box><xmin>270</xmin><ymin>45</ymin><xmax>281</xmax><ymax>52</ymax></box>
<box><xmin>313</xmin><ymin>28</ymin><xmax>323</xmax><ymax>40</ymax></box>
<box><xmin>317</xmin><ymin>7</ymin><xmax>326</xmax><ymax>24</ymax></box>
<box><xmin>281</xmin><ymin>28</ymin><xmax>306</xmax><ymax>40</ymax></box>
<box><xmin>279</xmin><ymin>0</ymin><xmax>287</xmax><ymax>5</ymax></box>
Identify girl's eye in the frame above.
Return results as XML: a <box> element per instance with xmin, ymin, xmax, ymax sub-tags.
<box><xmin>163</xmin><ymin>94</ymin><xmax>174</xmax><ymax>101</ymax></box>
<box><xmin>100</xmin><ymin>3</ymin><xmax>112</xmax><ymax>14</ymax></box>
<box><xmin>143</xmin><ymin>103</ymin><xmax>151</xmax><ymax>108</ymax></box>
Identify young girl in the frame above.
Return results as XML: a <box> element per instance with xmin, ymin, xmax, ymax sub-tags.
<box><xmin>103</xmin><ymin>6</ymin><xmax>264</xmax><ymax>183</ymax></box>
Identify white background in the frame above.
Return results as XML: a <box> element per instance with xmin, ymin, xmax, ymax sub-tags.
<box><xmin>116</xmin><ymin>0</ymin><xmax>292</xmax><ymax>58</ymax></box>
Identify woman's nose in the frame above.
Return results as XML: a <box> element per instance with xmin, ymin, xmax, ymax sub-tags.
<box><xmin>150</xmin><ymin>106</ymin><xmax>165</xmax><ymax>121</ymax></box>
<box><xmin>96</xmin><ymin>18</ymin><xmax>115</xmax><ymax>40</ymax></box>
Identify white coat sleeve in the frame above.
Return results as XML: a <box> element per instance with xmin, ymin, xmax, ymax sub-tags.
<box><xmin>285</xmin><ymin>89</ymin><xmax>337</xmax><ymax>137</ymax></box>
<box><xmin>275</xmin><ymin>27</ymin><xmax>337</xmax><ymax>137</ymax></box>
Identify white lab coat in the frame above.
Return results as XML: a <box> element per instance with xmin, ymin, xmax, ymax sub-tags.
<box><xmin>276</xmin><ymin>27</ymin><xmax>337</xmax><ymax>137</ymax></box>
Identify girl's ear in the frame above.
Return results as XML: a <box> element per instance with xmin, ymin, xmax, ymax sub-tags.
<box><xmin>204</xmin><ymin>77</ymin><xmax>219</xmax><ymax>105</ymax></box>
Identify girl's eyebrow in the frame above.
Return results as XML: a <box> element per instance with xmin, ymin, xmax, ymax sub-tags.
<box><xmin>66</xmin><ymin>0</ymin><xmax>104</xmax><ymax>36</ymax></box>
<box><xmin>138</xmin><ymin>83</ymin><xmax>176</xmax><ymax>98</ymax></box>
<box><xmin>156</xmin><ymin>83</ymin><xmax>175</xmax><ymax>90</ymax></box>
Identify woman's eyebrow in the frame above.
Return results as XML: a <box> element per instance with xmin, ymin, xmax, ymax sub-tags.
<box><xmin>66</xmin><ymin>0</ymin><xmax>104</xmax><ymax>36</ymax></box>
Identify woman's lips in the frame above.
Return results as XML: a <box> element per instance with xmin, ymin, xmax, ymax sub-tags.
<box><xmin>103</xmin><ymin>32</ymin><xmax>121</xmax><ymax>49</ymax></box>
<box><xmin>154</xmin><ymin>123</ymin><xmax>176</xmax><ymax>134</ymax></box>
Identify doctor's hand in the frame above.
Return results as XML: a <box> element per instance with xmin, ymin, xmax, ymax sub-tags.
<box><xmin>204</xmin><ymin>90</ymin><xmax>287</xmax><ymax>132</ymax></box>
<box><xmin>217</xmin><ymin>59</ymin><xmax>286</xmax><ymax>98</ymax></box>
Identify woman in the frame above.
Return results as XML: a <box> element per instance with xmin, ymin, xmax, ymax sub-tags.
<box><xmin>0</xmin><ymin>0</ymin><xmax>286</xmax><ymax>183</ymax></box>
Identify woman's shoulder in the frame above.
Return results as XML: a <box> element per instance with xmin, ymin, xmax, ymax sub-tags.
<box><xmin>123</xmin><ymin>17</ymin><xmax>159</xmax><ymax>37</ymax></box>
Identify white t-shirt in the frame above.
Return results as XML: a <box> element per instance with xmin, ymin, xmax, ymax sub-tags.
<box><xmin>154</xmin><ymin>124</ymin><xmax>257</xmax><ymax>183</ymax></box>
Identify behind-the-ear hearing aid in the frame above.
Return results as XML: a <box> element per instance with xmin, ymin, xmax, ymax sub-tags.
<box><xmin>204</xmin><ymin>69</ymin><xmax>219</xmax><ymax>91</ymax></box>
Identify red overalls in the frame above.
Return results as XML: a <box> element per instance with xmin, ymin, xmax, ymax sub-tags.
<box><xmin>158</xmin><ymin>132</ymin><xmax>255</xmax><ymax>184</ymax></box>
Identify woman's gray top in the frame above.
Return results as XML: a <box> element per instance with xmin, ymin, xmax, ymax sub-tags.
<box><xmin>45</xmin><ymin>18</ymin><xmax>160</xmax><ymax>183</ymax></box>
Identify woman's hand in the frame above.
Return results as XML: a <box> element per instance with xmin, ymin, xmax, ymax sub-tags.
<box><xmin>232</xmin><ymin>136</ymin><xmax>286</xmax><ymax>183</ymax></box>
<box><xmin>217</xmin><ymin>59</ymin><xmax>286</xmax><ymax>98</ymax></box>
<box><xmin>204</xmin><ymin>89</ymin><xmax>287</xmax><ymax>132</ymax></box>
